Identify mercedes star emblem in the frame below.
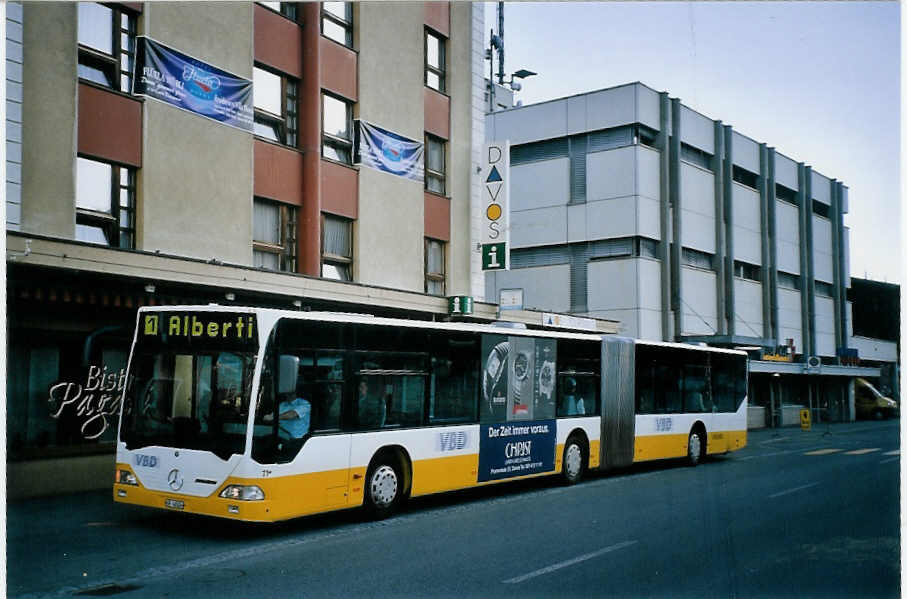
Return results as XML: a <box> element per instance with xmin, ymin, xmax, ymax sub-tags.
<box><xmin>167</xmin><ymin>468</ymin><xmax>184</xmax><ymax>491</ymax></box>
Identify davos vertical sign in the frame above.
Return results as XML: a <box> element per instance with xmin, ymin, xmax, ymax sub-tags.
<box><xmin>133</xmin><ymin>36</ymin><xmax>253</xmax><ymax>132</ymax></box>
<box><xmin>482</xmin><ymin>142</ymin><xmax>510</xmax><ymax>271</ymax></box>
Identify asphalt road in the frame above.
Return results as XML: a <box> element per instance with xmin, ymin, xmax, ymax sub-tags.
<box><xmin>7</xmin><ymin>421</ymin><xmax>900</xmax><ymax>598</ymax></box>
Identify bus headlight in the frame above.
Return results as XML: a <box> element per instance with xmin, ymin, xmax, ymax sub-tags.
<box><xmin>117</xmin><ymin>470</ymin><xmax>138</xmax><ymax>486</ymax></box>
<box><xmin>219</xmin><ymin>485</ymin><xmax>265</xmax><ymax>501</ymax></box>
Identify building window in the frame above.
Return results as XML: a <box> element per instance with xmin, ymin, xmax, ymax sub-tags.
<box><xmin>322</xmin><ymin>215</ymin><xmax>352</xmax><ymax>281</ymax></box>
<box><xmin>778</xmin><ymin>271</ymin><xmax>801</xmax><ymax>291</ymax></box>
<box><xmin>322</xmin><ymin>93</ymin><xmax>353</xmax><ymax>164</ymax></box>
<box><xmin>76</xmin><ymin>156</ymin><xmax>135</xmax><ymax>249</ymax></box>
<box><xmin>776</xmin><ymin>184</ymin><xmax>799</xmax><ymax>206</ymax></box>
<box><xmin>425</xmin><ymin>135</ymin><xmax>446</xmax><ymax>194</ymax></box>
<box><xmin>732</xmin><ymin>165</ymin><xmax>758</xmax><ymax>190</ymax></box>
<box><xmin>253</xmin><ymin>66</ymin><xmax>298</xmax><ymax>147</ymax></box>
<box><xmin>815</xmin><ymin>281</ymin><xmax>834</xmax><ymax>298</ymax></box>
<box><xmin>425</xmin><ymin>29</ymin><xmax>446</xmax><ymax>93</ymax></box>
<box><xmin>77</xmin><ymin>2</ymin><xmax>136</xmax><ymax>93</ymax></box>
<box><xmin>253</xmin><ymin>198</ymin><xmax>297</xmax><ymax>272</ymax></box>
<box><xmin>681</xmin><ymin>247</ymin><xmax>714</xmax><ymax>271</ymax></box>
<box><xmin>258</xmin><ymin>2</ymin><xmax>298</xmax><ymax>21</ymax></box>
<box><xmin>734</xmin><ymin>260</ymin><xmax>762</xmax><ymax>282</ymax></box>
<box><xmin>812</xmin><ymin>200</ymin><xmax>830</xmax><ymax>218</ymax></box>
<box><xmin>322</xmin><ymin>2</ymin><xmax>352</xmax><ymax>47</ymax></box>
<box><xmin>425</xmin><ymin>238</ymin><xmax>446</xmax><ymax>295</ymax></box>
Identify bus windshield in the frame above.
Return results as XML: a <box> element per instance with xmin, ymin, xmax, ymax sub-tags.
<box><xmin>120</xmin><ymin>311</ymin><xmax>259</xmax><ymax>460</ymax></box>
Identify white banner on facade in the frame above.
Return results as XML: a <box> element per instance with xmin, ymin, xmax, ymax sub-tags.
<box><xmin>481</xmin><ymin>141</ymin><xmax>510</xmax><ymax>271</ymax></box>
<box><xmin>354</xmin><ymin>120</ymin><xmax>424</xmax><ymax>182</ymax></box>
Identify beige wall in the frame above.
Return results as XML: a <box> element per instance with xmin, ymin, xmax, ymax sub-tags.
<box><xmin>139</xmin><ymin>3</ymin><xmax>254</xmax><ymax>264</ymax></box>
<box><xmin>355</xmin><ymin>3</ymin><xmax>426</xmax><ymax>290</ymax></box>
<box><xmin>21</xmin><ymin>2</ymin><xmax>77</xmax><ymax>238</ymax></box>
<box><xmin>447</xmin><ymin>2</ymin><xmax>475</xmax><ymax>296</ymax></box>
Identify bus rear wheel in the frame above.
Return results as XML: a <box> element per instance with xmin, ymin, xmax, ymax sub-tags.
<box><xmin>562</xmin><ymin>437</ymin><xmax>586</xmax><ymax>485</ymax></box>
<box><xmin>365</xmin><ymin>461</ymin><xmax>402</xmax><ymax>519</ymax></box>
<box><xmin>687</xmin><ymin>431</ymin><xmax>704</xmax><ymax>467</ymax></box>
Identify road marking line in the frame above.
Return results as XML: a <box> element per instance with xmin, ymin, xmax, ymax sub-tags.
<box><xmin>884</xmin><ymin>450</ymin><xmax>899</xmax><ymax>455</ymax></box>
<box><xmin>803</xmin><ymin>448</ymin><xmax>842</xmax><ymax>455</ymax></box>
<box><xmin>502</xmin><ymin>540</ymin><xmax>638</xmax><ymax>584</ymax></box>
<box><xmin>768</xmin><ymin>482</ymin><xmax>818</xmax><ymax>499</ymax></box>
<box><xmin>879</xmin><ymin>457</ymin><xmax>899</xmax><ymax>465</ymax></box>
<box><xmin>844</xmin><ymin>448</ymin><xmax>880</xmax><ymax>455</ymax></box>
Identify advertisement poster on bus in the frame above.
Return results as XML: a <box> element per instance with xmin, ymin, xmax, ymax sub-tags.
<box><xmin>133</xmin><ymin>36</ymin><xmax>254</xmax><ymax>132</ymax></box>
<box><xmin>478</xmin><ymin>419</ymin><xmax>557</xmax><ymax>482</ymax></box>
<box><xmin>480</xmin><ymin>335</ymin><xmax>556</xmax><ymax>422</ymax></box>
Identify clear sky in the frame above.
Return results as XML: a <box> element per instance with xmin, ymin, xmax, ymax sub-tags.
<box><xmin>486</xmin><ymin>1</ymin><xmax>901</xmax><ymax>284</ymax></box>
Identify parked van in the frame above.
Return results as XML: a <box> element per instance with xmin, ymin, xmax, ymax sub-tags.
<box><xmin>854</xmin><ymin>378</ymin><xmax>898</xmax><ymax>420</ymax></box>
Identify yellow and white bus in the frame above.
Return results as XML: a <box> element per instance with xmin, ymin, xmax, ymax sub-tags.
<box><xmin>114</xmin><ymin>306</ymin><xmax>747</xmax><ymax>522</ymax></box>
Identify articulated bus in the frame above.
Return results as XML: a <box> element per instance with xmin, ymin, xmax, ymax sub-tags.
<box><xmin>114</xmin><ymin>306</ymin><xmax>747</xmax><ymax>522</ymax></box>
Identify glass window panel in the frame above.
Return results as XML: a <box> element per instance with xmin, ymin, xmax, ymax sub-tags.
<box><xmin>76</xmin><ymin>223</ymin><xmax>110</xmax><ymax>245</ymax></box>
<box><xmin>120</xmin><ymin>74</ymin><xmax>131</xmax><ymax>92</ymax></box>
<box><xmin>254</xmin><ymin>250</ymin><xmax>280</xmax><ymax>270</ymax></box>
<box><xmin>259</xmin><ymin>1</ymin><xmax>281</xmax><ymax>10</ymax></box>
<box><xmin>78</xmin><ymin>3</ymin><xmax>113</xmax><ymax>54</ymax></box>
<box><xmin>121</xmin><ymin>12</ymin><xmax>130</xmax><ymax>28</ymax></box>
<box><xmin>322</xmin><ymin>263</ymin><xmax>351</xmax><ymax>281</ymax></box>
<box><xmin>253</xmin><ymin>200</ymin><xmax>281</xmax><ymax>244</ymax></box>
<box><xmin>427</xmin><ymin>139</ymin><xmax>444</xmax><ymax>172</ymax></box>
<box><xmin>322</xmin><ymin>19</ymin><xmax>348</xmax><ymax>45</ymax></box>
<box><xmin>323</xmin><ymin>217</ymin><xmax>351</xmax><ymax>257</ymax></box>
<box><xmin>323</xmin><ymin>143</ymin><xmax>351</xmax><ymax>164</ymax></box>
<box><xmin>426</xmin><ymin>71</ymin><xmax>440</xmax><ymax>91</ymax></box>
<box><xmin>119</xmin><ymin>232</ymin><xmax>133</xmax><ymax>249</ymax></box>
<box><xmin>253</xmin><ymin>67</ymin><xmax>283</xmax><ymax>115</ymax></box>
<box><xmin>254</xmin><ymin>119</ymin><xmax>281</xmax><ymax>142</ymax></box>
<box><xmin>426</xmin><ymin>33</ymin><xmax>440</xmax><ymax>69</ymax></box>
<box><xmin>120</xmin><ymin>168</ymin><xmax>130</xmax><ymax>186</ymax></box>
<box><xmin>427</xmin><ymin>175</ymin><xmax>444</xmax><ymax>194</ymax></box>
<box><xmin>77</xmin><ymin>158</ymin><xmax>113</xmax><ymax>212</ymax></box>
<box><xmin>427</xmin><ymin>240</ymin><xmax>443</xmax><ymax>274</ymax></box>
<box><xmin>78</xmin><ymin>62</ymin><xmax>113</xmax><ymax>87</ymax></box>
<box><xmin>322</xmin><ymin>95</ymin><xmax>350</xmax><ymax>139</ymax></box>
<box><xmin>324</xmin><ymin>2</ymin><xmax>349</xmax><ymax>20</ymax></box>
<box><xmin>119</xmin><ymin>211</ymin><xmax>131</xmax><ymax>227</ymax></box>
<box><xmin>427</xmin><ymin>279</ymin><xmax>444</xmax><ymax>296</ymax></box>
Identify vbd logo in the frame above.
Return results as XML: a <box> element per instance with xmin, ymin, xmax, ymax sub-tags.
<box><xmin>135</xmin><ymin>454</ymin><xmax>159</xmax><ymax>468</ymax></box>
<box><xmin>439</xmin><ymin>431</ymin><xmax>468</xmax><ymax>452</ymax></box>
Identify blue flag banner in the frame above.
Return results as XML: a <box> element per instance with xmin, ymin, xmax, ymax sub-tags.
<box><xmin>354</xmin><ymin>120</ymin><xmax>424</xmax><ymax>182</ymax></box>
<box><xmin>133</xmin><ymin>36</ymin><xmax>253</xmax><ymax>132</ymax></box>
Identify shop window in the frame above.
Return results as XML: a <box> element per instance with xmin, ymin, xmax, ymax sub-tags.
<box><xmin>425</xmin><ymin>29</ymin><xmax>446</xmax><ymax>93</ymax></box>
<box><xmin>321</xmin><ymin>215</ymin><xmax>352</xmax><ymax>281</ymax></box>
<box><xmin>425</xmin><ymin>135</ymin><xmax>446</xmax><ymax>194</ymax></box>
<box><xmin>77</xmin><ymin>2</ymin><xmax>136</xmax><ymax>93</ymax></box>
<box><xmin>254</xmin><ymin>66</ymin><xmax>298</xmax><ymax>148</ymax></box>
<box><xmin>258</xmin><ymin>1</ymin><xmax>298</xmax><ymax>21</ymax></box>
<box><xmin>425</xmin><ymin>238</ymin><xmax>446</xmax><ymax>296</ymax></box>
<box><xmin>253</xmin><ymin>198</ymin><xmax>297</xmax><ymax>272</ymax></box>
<box><xmin>76</xmin><ymin>156</ymin><xmax>135</xmax><ymax>249</ymax></box>
<box><xmin>322</xmin><ymin>2</ymin><xmax>353</xmax><ymax>47</ymax></box>
<box><xmin>322</xmin><ymin>93</ymin><xmax>353</xmax><ymax>164</ymax></box>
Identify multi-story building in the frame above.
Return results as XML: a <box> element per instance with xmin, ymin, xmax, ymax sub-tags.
<box><xmin>4</xmin><ymin>1</ymin><xmax>619</xmax><ymax>498</ymax></box>
<box><xmin>485</xmin><ymin>82</ymin><xmax>888</xmax><ymax>427</ymax></box>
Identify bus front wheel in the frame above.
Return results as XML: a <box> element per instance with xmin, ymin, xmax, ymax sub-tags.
<box><xmin>562</xmin><ymin>437</ymin><xmax>586</xmax><ymax>485</ymax></box>
<box><xmin>365</xmin><ymin>461</ymin><xmax>402</xmax><ymax>519</ymax></box>
<box><xmin>687</xmin><ymin>430</ymin><xmax>704</xmax><ymax>467</ymax></box>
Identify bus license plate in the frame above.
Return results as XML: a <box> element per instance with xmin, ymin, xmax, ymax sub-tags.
<box><xmin>164</xmin><ymin>498</ymin><xmax>185</xmax><ymax>510</ymax></box>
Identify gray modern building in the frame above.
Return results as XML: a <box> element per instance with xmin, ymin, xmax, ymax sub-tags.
<box><xmin>485</xmin><ymin>82</ymin><xmax>889</xmax><ymax>426</ymax></box>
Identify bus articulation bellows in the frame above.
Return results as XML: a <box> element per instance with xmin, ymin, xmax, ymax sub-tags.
<box><xmin>114</xmin><ymin>306</ymin><xmax>747</xmax><ymax>522</ymax></box>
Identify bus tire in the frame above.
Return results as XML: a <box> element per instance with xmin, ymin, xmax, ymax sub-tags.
<box><xmin>364</xmin><ymin>459</ymin><xmax>403</xmax><ymax>519</ymax></box>
<box><xmin>687</xmin><ymin>430</ymin><xmax>704</xmax><ymax>467</ymax></box>
<box><xmin>562</xmin><ymin>436</ymin><xmax>586</xmax><ymax>485</ymax></box>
